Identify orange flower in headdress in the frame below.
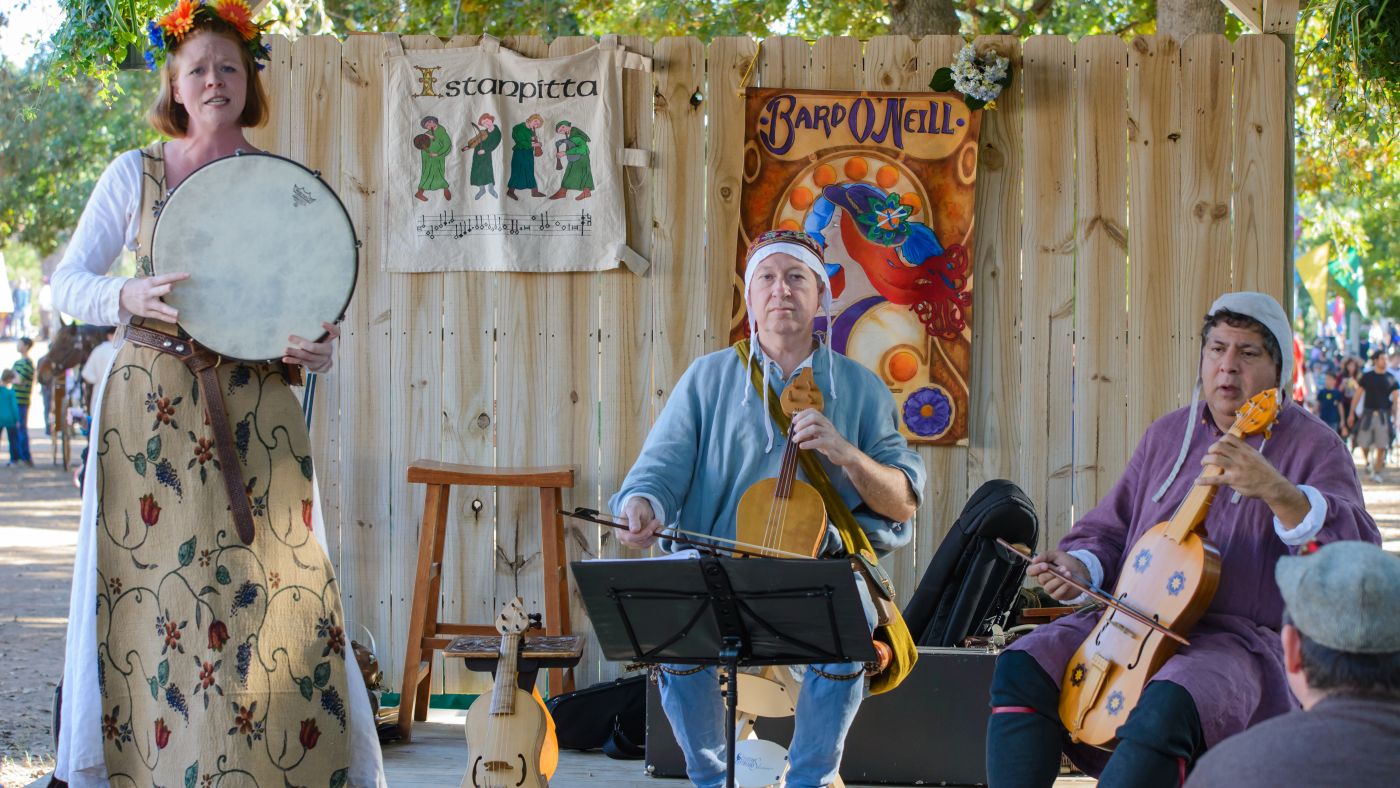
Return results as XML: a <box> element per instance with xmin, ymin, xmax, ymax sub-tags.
<box><xmin>212</xmin><ymin>0</ymin><xmax>259</xmax><ymax>41</ymax></box>
<box><xmin>159</xmin><ymin>0</ymin><xmax>199</xmax><ymax>41</ymax></box>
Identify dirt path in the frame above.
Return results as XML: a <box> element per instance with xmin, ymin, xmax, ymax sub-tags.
<box><xmin>2</xmin><ymin>340</ymin><xmax>1397</xmax><ymax>785</ymax></box>
<box><xmin>2</xmin><ymin>338</ymin><xmax>88</xmax><ymax>786</ymax></box>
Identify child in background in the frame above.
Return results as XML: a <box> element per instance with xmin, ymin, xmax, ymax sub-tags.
<box><xmin>1316</xmin><ymin>371</ymin><xmax>1346</xmax><ymax>439</ymax></box>
<box><xmin>1</xmin><ymin>369</ymin><xmax>20</xmax><ymax>465</ymax></box>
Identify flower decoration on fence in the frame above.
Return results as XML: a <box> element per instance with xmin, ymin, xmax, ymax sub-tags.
<box><xmin>144</xmin><ymin>0</ymin><xmax>272</xmax><ymax>72</ymax></box>
<box><xmin>929</xmin><ymin>43</ymin><xmax>1013</xmax><ymax>110</ymax></box>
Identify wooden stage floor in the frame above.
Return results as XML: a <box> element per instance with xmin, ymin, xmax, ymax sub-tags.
<box><xmin>383</xmin><ymin>708</ymin><xmax>1098</xmax><ymax>787</ymax></box>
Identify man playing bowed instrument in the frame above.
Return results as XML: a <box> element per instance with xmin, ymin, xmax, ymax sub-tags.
<box><xmin>609</xmin><ymin>230</ymin><xmax>926</xmax><ymax>788</ymax></box>
<box><xmin>986</xmin><ymin>292</ymin><xmax>1379</xmax><ymax>786</ymax></box>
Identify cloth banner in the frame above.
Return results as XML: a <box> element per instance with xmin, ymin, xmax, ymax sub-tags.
<box><xmin>1329</xmin><ymin>247</ymin><xmax>1368</xmax><ymax>318</ymax></box>
<box><xmin>1295</xmin><ymin>242</ymin><xmax>1331</xmax><ymax>322</ymax></box>
<box><xmin>733</xmin><ymin>88</ymin><xmax>983</xmax><ymax>445</ymax></box>
<box><xmin>383</xmin><ymin>35</ymin><xmax>650</xmax><ymax>274</ymax></box>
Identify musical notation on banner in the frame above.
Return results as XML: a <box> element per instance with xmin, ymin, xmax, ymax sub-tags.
<box><xmin>415</xmin><ymin>210</ymin><xmax>594</xmax><ymax>240</ymax></box>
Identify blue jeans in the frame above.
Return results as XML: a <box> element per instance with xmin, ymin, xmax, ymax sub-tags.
<box><xmin>657</xmin><ymin>573</ymin><xmax>876</xmax><ymax>788</ymax></box>
<box><xmin>13</xmin><ymin>403</ymin><xmax>31</xmax><ymax>462</ymax></box>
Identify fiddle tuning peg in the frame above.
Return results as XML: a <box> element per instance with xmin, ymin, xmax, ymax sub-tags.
<box><xmin>528</xmin><ymin>612</ymin><xmax>543</xmax><ymax>629</ymax></box>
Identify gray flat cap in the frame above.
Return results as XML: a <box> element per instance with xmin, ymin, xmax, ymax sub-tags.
<box><xmin>1276</xmin><ymin>541</ymin><xmax>1400</xmax><ymax>654</ymax></box>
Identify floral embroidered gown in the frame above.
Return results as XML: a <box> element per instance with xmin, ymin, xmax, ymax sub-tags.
<box><xmin>94</xmin><ymin>143</ymin><xmax>353</xmax><ymax>786</ymax></box>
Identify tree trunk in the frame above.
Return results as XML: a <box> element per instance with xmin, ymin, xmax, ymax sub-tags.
<box><xmin>1157</xmin><ymin>0</ymin><xmax>1225</xmax><ymax>41</ymax></box>
<box><xmin>887</xmin><ymin>0</ymin><xmax>960</xmax><ymax>36</ymax></box>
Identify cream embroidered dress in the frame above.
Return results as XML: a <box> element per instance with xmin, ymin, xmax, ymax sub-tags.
<box><xmin>55</xmin><ymin>143</ymin><xmax>385</xmax><ymax>787</ymax></box>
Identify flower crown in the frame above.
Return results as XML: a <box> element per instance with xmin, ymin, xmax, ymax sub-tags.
<box><xmin>144</xmin><ymin>0</ymin><xmax>271</xmax><ymax>72</ymax></box>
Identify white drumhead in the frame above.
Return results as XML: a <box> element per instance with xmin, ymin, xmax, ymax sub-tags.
<box><xmin>152</xmin><ymin>153</ymin><xmax>357</xmax><ymax>362</ymax></box>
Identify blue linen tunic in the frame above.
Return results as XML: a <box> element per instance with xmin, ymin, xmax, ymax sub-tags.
<box><xmin>609</xmin><ymin>345</ymin><xmax>926</xmax><ymax>557</ymax></box>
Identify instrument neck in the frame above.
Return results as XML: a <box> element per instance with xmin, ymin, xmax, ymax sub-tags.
<box><xmin>1164</xmin><ymin>425</ymin><xmax>1244</xmax><ymax>542</ymax></box>
<box><xmin>490</xmin><ymin>633</ymin><xmax>520</xmax><ymax>714</ymax></box>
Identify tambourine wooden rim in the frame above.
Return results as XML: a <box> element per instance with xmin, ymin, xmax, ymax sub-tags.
<box><xmin>150</xmin><ymin>150</ymin><xmax>359</xmax><ymax>363</ymax></box>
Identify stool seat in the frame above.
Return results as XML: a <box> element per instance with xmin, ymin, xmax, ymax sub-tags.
<box><xmin>445</xmin><ymin>634</ymin><xmax>587</xmax><ymax>663</ymax></box>
<box><xmin>396</xmin><ymin>459</ymin><xmax>576</xmax><ymax>742</ymax></box>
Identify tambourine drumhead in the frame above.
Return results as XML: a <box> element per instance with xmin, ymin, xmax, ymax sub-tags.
<box><xmin>152</xmin><ymin>153</ymin><xmax>357</xmax><ymax>362</ymax></box>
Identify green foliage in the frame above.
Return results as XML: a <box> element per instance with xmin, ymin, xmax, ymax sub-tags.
<box><xmin>1301</xmin><ymin>0</ymin><xmax>1398</xmax><ymax>145</ymax></box>
<box><xmin>0</xmin><ymin>59</ymin><xmax>158</xmax><ymax>256</ymax></box>
<box><xmin>1295</xmin><ymin>8</ymin><xmax>1399</xmax><ymax>318</ymax></box>
<box><xmin>46</xmin><ymin>0</ymin><xmax>165</xmax><ymax>97</ymax></box>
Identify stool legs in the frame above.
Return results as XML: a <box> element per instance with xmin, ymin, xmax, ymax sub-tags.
<box><xmin>539</xmin><ymin>486</ymin><xmax>574</xmax><ymax>695</ymax></box>
<box><xmin>397</xmin><ymin>484</ymin><xmax>449</xmax><ymax>742</ymax></box>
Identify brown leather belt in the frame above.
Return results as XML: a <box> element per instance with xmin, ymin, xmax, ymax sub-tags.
<box><xmin>123</xmin><ymin>324</ymin><xmax>267</xmax><ymax>545</ymax></box>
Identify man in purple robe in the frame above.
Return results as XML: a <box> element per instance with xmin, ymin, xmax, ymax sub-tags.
<box><xmin>985</xmin><ymin>292</ymin><xmax>1379</xmax><ymax>787</ymax></box>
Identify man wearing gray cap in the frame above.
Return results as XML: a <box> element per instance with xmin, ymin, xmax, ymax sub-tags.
<box><xmin>986</xmin><ymin>292</ymin><xmax>1381</xmax><ymax>786</ymax></box>
<box><xmin>1186</xmin><ymin>541</ymin><xmax>1400</xmax><ymax>786</ymax></box>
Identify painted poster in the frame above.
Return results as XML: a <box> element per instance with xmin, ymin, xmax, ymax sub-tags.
<box><xmin>734</xmin><ymin>88</ymin><xmax>982</xmax><ymax>445</ymax></box>
<box><xmin>383</xmin><ymin>35</ymin><xmax>650</xmax><ymax>273</ymax></box>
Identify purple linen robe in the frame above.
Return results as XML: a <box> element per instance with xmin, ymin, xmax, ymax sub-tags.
<box><xmin>1008</xmin><ymin>400</ymin><xmax>1378</xmax><ymax>772</ymax></box>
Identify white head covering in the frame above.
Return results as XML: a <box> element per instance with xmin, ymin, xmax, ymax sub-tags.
<box><xmin>1152</xmin><ymin>291</ymin><xmax>1293</xmax><ymax>503</ymax></box>
<box><xmin>741</xmin><ymin>230</ymin><xmax>836</xmax><ymax>452</ymax></box>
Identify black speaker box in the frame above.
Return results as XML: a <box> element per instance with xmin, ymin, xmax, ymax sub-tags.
<box><xmin>645</xmin><ymin>647</ymin><xmax>997</xmax><ymax>785</ymax></box>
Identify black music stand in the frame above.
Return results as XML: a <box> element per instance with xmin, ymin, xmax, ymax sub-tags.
<box><xmin>572</xmin><ymin>554</ymin><xmax>875</xmax><ymax>788</ymax></box>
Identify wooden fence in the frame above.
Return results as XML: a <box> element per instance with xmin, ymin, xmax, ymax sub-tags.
<box><xmin>245</xmin><ymin>32</ymin><xmax>1287</xmax><ymax>694</ymax></box>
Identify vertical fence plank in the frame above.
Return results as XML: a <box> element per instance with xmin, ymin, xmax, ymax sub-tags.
<box><xmin>589</xmin><ymin>35</ymin><xmax>656</xmax><ymax>686</ymax></box>
<box><xmin>911</xmin><ymin>35</ymin><xmax>970</xmax><ymax>579</ymax></box>
<box><xmin>862</xmin><ymin>34</ymin><xmax>923</xmax><ymax>596</ymax></box>
<box><xmin>246</xmin><ymin>34</ymin><xmax>292</xmax><ymax>154</ymax></box>
<box><xmin>550</xmin><ymin>35</ymin><xmax>602</xmax><ymax>695</ymax></box>
<box><xmin>287</xmin><ymin>33</ymin><xmax>345</xmax><ymax>581</ymax></box>
<box><xmin>705</xmin><ymin>37</ymin><xmax>759</xmax><ymax>352</ymax></box>
<box><xmin>492</xmin><ymin>34</ymin><xmax>551</xmax><ymax>674</ymax></box>
<box><xmin>1073</xmin><ymin>37</ymin><xmax>1130</xmax><ymax>523</ymax></box>
<box><xmin>1021</xmin><ymin>36</ymin><xmax>1076</xmax><ymax>548</ymax></box>
<box><xmin>1232</xmin><ymin>35</ymin><xmax>1286</xmax><ymax>302</ymax></box>
<box><xmin>387</xmin><ymin>34</ymin><xmax>447</xmax><ymax>696</ymax></box>
<box><xmin>967</xmin><ymin>35</ymin><xmax>1023</xmax><ymax>494</ymax></box>
<box><xmin>1179</xmin><ymin>35</ymin><xmax>1235</xmax><ymax>398</ymax></box>
<box><xmin>431</xmin><ymin>32</ymin><xmax>493</xmax><ymax>696</ymax></box>
<box><xmin>337</xmin><ymin>32</ymin><xmax>396</xmax><ymax>684</ymax></box>
<box><xmin>653</xmin><ymin>37</ymin><xmax>708</xmax><ymax>401</ymax></box>
<box><xmin>811</xmin><ymin>36</ymin><xmax>862</xmax><ymax>91</ymax></box>
<box><xmin>1127</xmin><ymin>35</ymin><xmax>1183</xmax><ymax>445</ymax></box>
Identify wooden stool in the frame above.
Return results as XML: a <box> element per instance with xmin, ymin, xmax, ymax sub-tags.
<box><xmin>397</xmin><ymin>460</ymin><xmax>575</xmax><ymax>742</ymax></box>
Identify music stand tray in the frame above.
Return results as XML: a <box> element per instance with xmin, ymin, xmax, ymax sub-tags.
<box><xmin>572</xmin><ymin>554</ymin><xmax>874</xmax><ymax>788</ymax></box>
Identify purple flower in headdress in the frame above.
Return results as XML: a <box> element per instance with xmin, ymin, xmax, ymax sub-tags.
<box><xmin>903</xmin><ymin>386</ymin><xmax>952</xmax><ymax>437</ymax></box>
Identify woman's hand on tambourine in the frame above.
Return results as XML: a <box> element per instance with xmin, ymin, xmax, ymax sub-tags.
<box><xmin>120</xmin><ymin>272</ymin><xmax>189</xmax><ymax>322</ymax></box>
<box><xmin>284</xmin><ymin>322</ymin><xmax>339</xmax><ymax>374</ymax></box>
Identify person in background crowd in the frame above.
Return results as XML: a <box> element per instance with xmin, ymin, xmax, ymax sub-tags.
<box><xmin>79</xmin><ymin>327</ymin><xmax>117</xmax><ymax>411</ymax></box>
<box><xmin>10</xmin><ymin>337</ymin><xmax>35</xmax><ymax>466</ymax></box>
<box><xmin>1339</xmin><ymin>355</ymin><xmax>1364</xmax><ymax>456</ymax></box>
<box><xmin>1353</xmin><ymin>349</ymin><xmax>1398</xmax><ymax>482</ymax></box>
<box><xmin>0</xmin><ymin>369</ymin><xmax>21</xmax><ymax>465</ymax></box>
<box><xmin>1315</xmin><ymin>372</ymin><xmax>1346</xmax><ymax>439</ymax></box>
<box><xmin>13</xmin><ymin>277</ymin><xmax>31</xmax><ymax>338</ymax></box>
<box><xmin>37</xmin><ymin>276</ymin><xmax>54</xmax><ymax>340</ymax></box>
<box><xmin>1185</xmin><ymin>541</ymin><xmax>1400</xmax><ymax>787</ymax></box>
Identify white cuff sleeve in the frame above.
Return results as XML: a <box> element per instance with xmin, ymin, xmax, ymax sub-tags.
<box><xmin>1274</xmin><ymin>484</ymin><xmax>1328</xmax><ymax>546</ymax></box>
<box><xmin>1063</xmin><ymin>549</ymin><xmax>1105</xmax><ymax>606</ymax></box>
<box><xmin>619</xmin><ymin>493</ymin><xmax>666</xmax><ymax>527</ymax></box>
